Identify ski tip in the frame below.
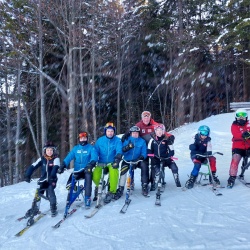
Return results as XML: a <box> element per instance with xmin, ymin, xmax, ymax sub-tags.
<box><xmin>52</xmin><ymin>225</ymin><xmax>60</xmax><ymax>229</ymax></box>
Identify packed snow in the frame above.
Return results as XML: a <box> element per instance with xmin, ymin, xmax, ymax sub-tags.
<box><xmin>1</xmin><ymin>112</ymin><xmax>250</xmax><ymax>250</ymax></box>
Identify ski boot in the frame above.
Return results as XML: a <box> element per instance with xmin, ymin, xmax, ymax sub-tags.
<box><xmin>142</xmin><ymin>183</ymin><xmax>149</xmax><ymax>197</ymax></box>
<box><xmin>104</xmin><ymin>192</ymin><xmax>114</xmax><ymax>204</ymax></box>
<box><xmin>114</xmin><ymin>186</ymin><xmax>124</xmax><ymax>200</ymax></box>
<box><xmin>26</xmin><ymin>203</ymin><xmax>40</xmax><ymax>226</ymax></box>
<box><xmin>227</xmin><ymin>176</ymin><xmax>236</xmax><ymax>188</ymax></box>
<box><xmin>185</xmin><ymin>175</ymin><xmax>197</xmax><ymax>189</ymax></box>
<box><xmin>209</xmin><ymin>172</ymin><xmax>220</xmax><ymax>185</ymax></box>
<box><xmin>173</xmin><ymin>173</ymin><xmax>181</xmax><ymax>187</ymax></box>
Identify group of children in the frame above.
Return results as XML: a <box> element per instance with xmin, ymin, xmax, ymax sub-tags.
<box><xmin>24</xmin><ymin>108</ymin><xmax>250</xmax><ymax>217</ymax></box>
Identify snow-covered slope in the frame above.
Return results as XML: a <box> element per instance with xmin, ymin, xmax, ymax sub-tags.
<box><xmin>1</xmin><ymin>113</ymin><xmax>250</xmax><ymax>250</ymax></box>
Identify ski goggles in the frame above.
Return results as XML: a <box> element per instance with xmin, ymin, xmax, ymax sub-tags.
<box><xmin>236</xmin><ymin>112</ymin><xmax>248</xmax><ymax>118</ymax></box>
<box><xmin>200</xmin><ymin>130</ymin><xmax>209</xmax><ymax>136</ymax></box>
<box><xmin>142</xmin><ymin>111</ymin><xmax>151</xmax><ymax>117</ymax></box>
<box><xmin>79</xmin><ymin>132</ymin><xmax>88</xmax><ymax>138</ymax></box>
<box><xmin>105</xmin><ymin>122</ymin><xmax>115</xmax><ymax>128</ymax></box>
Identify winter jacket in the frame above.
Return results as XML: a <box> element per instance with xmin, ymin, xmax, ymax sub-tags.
<box><xmin>25</xmin><ymin>155</ymin><xmax>60</xmax><ymax>184</ymax></box>
<box><xmin>147</xmin><ymin>134</ymin><xmax>174</xmax><ymax>165</ymax></box>
<box><xmin>63</xmin><ymin>143</ymin><xmax>98</xmax><ymax>172</ymax></box>
<box><xmin>95</xmin><ymin>135</ymin><xmax>122</xmax><ymax>164</ymax></box>
<box><xmin>231</xmin><ymin>120</ymin><xmax>250</xmax><ymax>150</ymax></box>
<box><xmin>136</xmin><ymin>118</ymin><xmax>159</xmax><ymax>141</ymax></box>
<box><xmin>189</xmin><ymin>134</ymin><xmax>212</xmax><ymax>157</ymax></box>
<box><xmin>122</xmin><ymin>136</ymin><xmax>147</xmax><ymax>162</ymax></box>
<box><xmin>136</xmin><ymin>118</ymin><xmax>174</xmax><ymax>144</ymax></box>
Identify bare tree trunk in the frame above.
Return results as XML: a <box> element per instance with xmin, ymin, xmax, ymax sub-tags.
<box><xmin>68</xmin><ymin>46</ymin><xmax>76</xmax><ymax>149</ymax></box>
<box><xmin>5</xmin><ymin>76</ymin><xmax>12</xmax><ymax>185</ymax></box>
<box><xmin>60</xmin><ymin>98</ymin><xmax>67</xmax><ymax>159</ymax></box>
<box><xmin>3</xmin><ymin>43</ymin><xmax>13</xmax><ymax>185</ymax></box>
<box><xmin>15</xmin><ymin>65</ymin><xmax>22</xmax><ymax>183</ymax></box>
<box><xmin>79</xmin><ymin>49</ymin><xmax>88</xmax><ymax>132</ymax></box>
<box><xmin>22</xmin><ymin>99</ymin><xmax>41</xmax><ymax>157</ymax></box>
<box><xmin>38</xmin><ymin>0</ymin><xmax>47</xmax><ymax>146</ymax></box>
<box><xmin>91</xmin><ymin>46</ymin><xmax>97</xmax><ymax>141</ymax></box>
<box><xmin>116</xmin><ymin>55</ymin><xmax>123</xmax><ymax>134</ymax></box>
<box><xmin>189</xmin><ymin>84</ymin><xmax>195</xmax><ymax>122</ymax></box>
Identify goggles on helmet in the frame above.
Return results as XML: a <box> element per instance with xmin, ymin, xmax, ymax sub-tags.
<box><xmin>130</xmin><ymin>126</ymin><xmax>140</xmax><ymax>132</ymax></box>
<box><xmin>79</xmin><ymin>132</ymin><xmax>88</xmax><ymax>138</ymax></box>
<box><xmin>236</xmin><ymin>112</ymin><xmax>248</xmax><ymax>118</ymax></box>
<box><xmin>154</xmin><ymin>124</ymin><xmax>165</xmax><ymax>131</ymax></box>
<box><xmin>105</xmin><ymin>122</ymin><xmax>115</xmax><ymax>128</ymax></box>
<box><xmin>141</xmin><ymin>111</ymin><xmax>151</xmax><ymax>118</ymax></box>
<box><xmin>199</xmin><ymin>130</ymin><xmax>209</xmax><ymax>136</ymax></box>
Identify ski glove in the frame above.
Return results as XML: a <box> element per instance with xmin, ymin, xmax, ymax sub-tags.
<box><xmin>112</xmin><ymin>154</ymin><xmax>122</xmax><ymax>169</ymax></box>
<box><xmin>242</xmin><ymin>131</ymin><xmax>250</xmax><ymax>140</ymax></box>
<box><xmin>167</xmin><ymin>135</ymin><xmax>175</xmax><ymax>145</ymax></box>
<box><xmin>24</xmin><ymin>175</ymin><xmax>31</xmax><ymax>183</ymax></box>
<box><xmin>84</xmin><ymin>161</ymin><xmax>96</xmax><ymax>173</ymax></box>
<box><xmin>122</xmin><ymin>141</ymin><xmax>134</xmax><ymax>152</ymax></box>
<box><xmin>57</xmin><ymin>163</ymin><xmax>66</xmax><ymax>174</ymax></box>
<box><xmin>121</xmin><ymin>132</ymin><xmax>130</xmax><ymax>142</ymax></box>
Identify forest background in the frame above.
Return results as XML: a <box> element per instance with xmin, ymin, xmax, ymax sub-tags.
<box><xmin>0</xmin><ymin>0</ymin><xmax>249</xmax><ymax>186</ymax></box>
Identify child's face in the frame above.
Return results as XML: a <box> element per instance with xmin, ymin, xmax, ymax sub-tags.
<box><xmin>155</xmin><ymin>128</ymin><xmax>164</xmax><ymax>137</ymax></box>
<box><xmin>200</xmin><ymin>135</ymin><xmax>207</xmax><ymax>140</ymax></box>
<box><xmin>45</xmin><ymin>148</ymin><xmax>54</xmax><ymax>156</ymax></box>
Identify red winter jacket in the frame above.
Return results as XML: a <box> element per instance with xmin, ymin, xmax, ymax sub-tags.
<box><xmin>231</xmin><ymin>120</ymin><xmax>250</xmax><ymax>150</ymax></box>
<box><xmin>136</xmin><ymin>118</ymin><xmax>159</xmax><ymax>138</ymax></box>
<box><xmin>136</xmin><ymin>118</ymin><xmax>173</xmax><ymax>143</ymax></box>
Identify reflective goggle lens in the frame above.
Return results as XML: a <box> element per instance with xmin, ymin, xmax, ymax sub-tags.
<box><xmin>236</xmin><ymin>112</ymin><xmax>248</xmax><ymax>118</ymax></box>
<box><xmin>105</xmin><ymin>122</ymin><xmax>114</xmax><ymax>128</ymax></box>
<box><xmin>79</xmin><ymin>132</ymin><xmax>88</xmax><ymax>138</ymax></box>
<box><xmin>200</xmin><ymin>130</ymin><xmax>209</xmax><ymax>136</ymax></box>
<box><xmin>142</xmin><ymin>111</ymin><xmax>151</xmax><ymax>117</ymax></box>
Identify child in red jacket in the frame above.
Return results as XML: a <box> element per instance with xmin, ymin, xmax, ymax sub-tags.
<box><xmin>228</xmin><ymin>109</ymin><xmax>250</xmax><ymax>188</ymax></box>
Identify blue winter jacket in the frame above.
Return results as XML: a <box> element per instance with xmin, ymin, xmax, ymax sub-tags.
<box><xmin>95</xmin><ymin>135</ymin><xmax>122</xmax><ymax>164</ymax></box>
<box><xmin>63</xmin><ymin>143</ymin><xmax>98</xmax><ymax>172</ymax></box>
<box><xmin>123</xmin><ymin>136</ymin><xmax>147</xmax><ymax>161</ymax></box>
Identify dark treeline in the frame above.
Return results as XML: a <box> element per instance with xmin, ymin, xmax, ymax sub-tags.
<box><xmin>0</xmin><ymin>0</ymin><xmax>249</xmax><ymax>186</ymax></box>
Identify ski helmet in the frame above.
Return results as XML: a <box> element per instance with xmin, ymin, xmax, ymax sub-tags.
<box><xmin>43</xmin><ymin>141</ymin><xmax>56</xmax><ymax>154</ymax></box>
<box><xmin>129</xmin><ymin>126</ymin><xmax>140</xmax><ymax>133</ymax></box>
<box><xmin>78</xmin><ymin>131</ymin><xmax>88</xmax><ymax>146</ymax></box>
<box><xmin>154</xmin><ymin>124</ymin><xmax>165</xmax><ymax>132</ymax></box>
<box><xmin>78</xmin><ymin>131</ymin><xmax>88</xmax><ymax>139</ymax></box>
<box><xmin>235</xmin><ymin>108</ymin><xmax>248</xmax><ymax>119</ymax></box>
<box><xmin>104</xmin><ymin>122</ymin><xmax>116</xmax><ymax>134</ymax></box>
<box><xmin>198</xmin><ymin>125</ymin><xmax>210</xmax><ymax>136</ymax></box>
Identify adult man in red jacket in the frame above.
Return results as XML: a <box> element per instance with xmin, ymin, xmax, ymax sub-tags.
<box><xmin>136</xmin><ymin>111</ymin><xmax>175</xmax><ymax>190</ymax></box>
<box><xmin>228</xmin><ymin>108</ymin><xmax>250</xmax><ymax>188</ymax></box>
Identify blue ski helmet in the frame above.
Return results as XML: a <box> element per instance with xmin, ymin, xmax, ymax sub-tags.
<box><xmin>104</xmin><ymin>122</ymin><xmax>116</xmax><ymax>134</ymax></box>
<box><xmin>198</xmin><ymin>125</ymin><xmax>210</xmax><ymax>136</ymax></box>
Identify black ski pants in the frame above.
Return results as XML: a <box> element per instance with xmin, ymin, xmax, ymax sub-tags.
<box><xmin>151</xmin><ymin>162</ymin><xmax>178</xmax><ymax>183</ymax></box>
<box><xmin>66</xmin><ymin>171</ymin><xmax>92</xmax><ymax>197</ymax></box>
